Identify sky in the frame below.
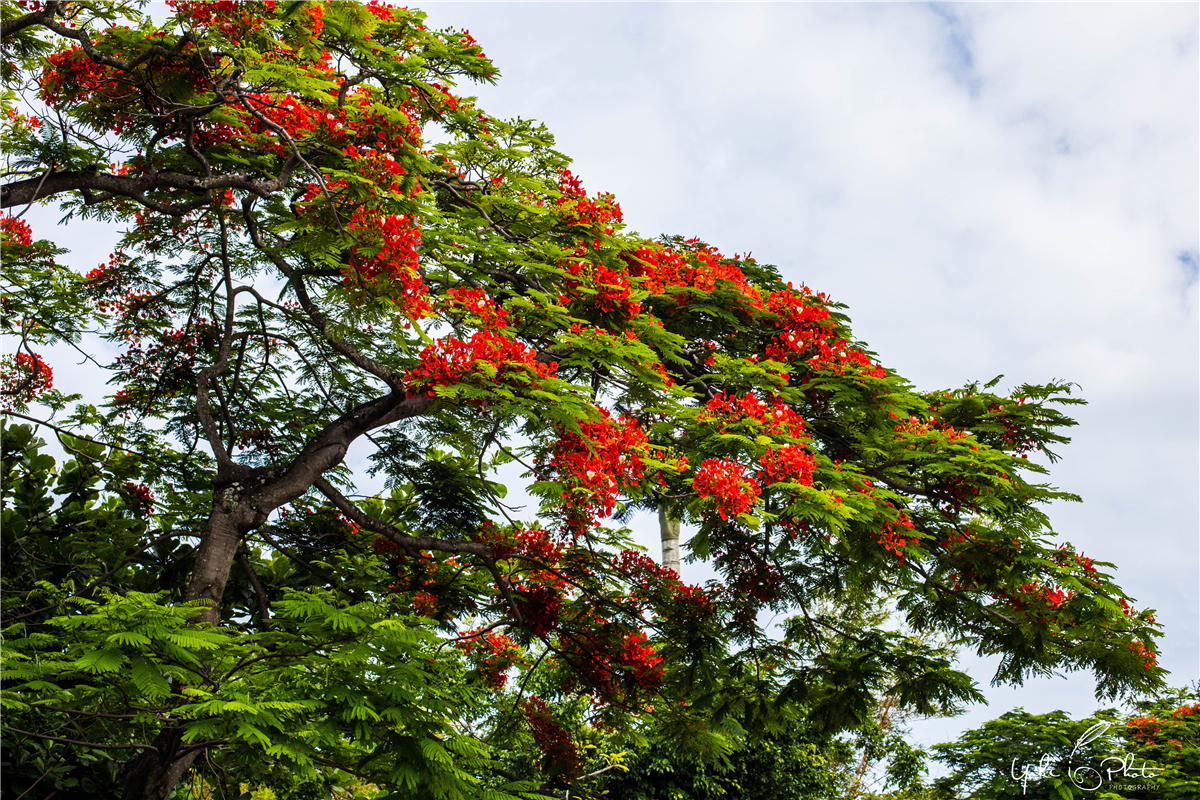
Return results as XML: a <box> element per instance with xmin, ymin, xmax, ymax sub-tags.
<box><xmin>408</xmin><ymin>0</ymin><xmax>1200</xmax><ymax>755</ymax></box>
<box><xmin>16</xmin><ymin>0</ymin><xmax>1198</xmax><ymax>766</ymax></box>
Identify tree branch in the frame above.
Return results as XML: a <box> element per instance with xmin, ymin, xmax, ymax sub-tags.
<box><xmin>0</xmin><ymin>1</ymin><xmax>59</xmax><ymax>39</ymax></box>
<box><xmin>3</xmin><ymin>725</ymin><xmax>158</xmax><ymax>753</ymax></box>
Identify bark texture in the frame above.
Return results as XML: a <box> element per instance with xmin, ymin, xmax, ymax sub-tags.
<box><xmin>659</xmin><ymin>505</ymin><xmax>681</xmax><ymax>577</ymax></box>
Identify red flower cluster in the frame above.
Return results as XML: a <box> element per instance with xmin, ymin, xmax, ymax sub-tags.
<box><xmin>345</xmin><ymin>209</ymin><xmax>430</xmax><ymax>317</ymax></box>
<box><xmin>523</xmin><ymin>697</ymin><xmax>579</xmax><ymax>778</ymax></box>
<box><xmin>556</xmin><ymin>169</ymin><xmax>622</xmax><ymax>230</ymax></box>
<box><xmin>457</xmin><ymin>29</ymin><xmax>488</xmax><ymax>60</ymax></box>
<box><xmin>991</xmin><ymin>580</ymin><xmax>1076</xmax><ymax>625</ymax></box>
<box><xmin>559</xmin><ymin>622</ymin><xmax>664</xmax><ymax>697</ymax></box>
<box><xmin>41</xmin><ymin>47</ymin><xmax>125</xmax><ymax>112</ymax></box>
<box><xmin>618</xmin><ymin>630</ymin><xmax>665</xmax><ymax>690</ymax></box>
<box><xmin>613</xmin><ymin>549</ymin><xmax>679</xmax><ymax>585</ymax></box>
<box><xmin>406</xmin><ymin>329</ymin><xmax>556</xmax><ymax>396</ymax></box>
<box><xmin>236</xmin><ymin>93</ymin><xmax>349</xmax><ymax>153</ymax></box>
<box><xmin>1123</xmin><ymin>704</ymin><xmax>1198</xmax><ymax>751</ymax></box>
<box><xmin>1129</xmin><ymin>639</ymin><xmax>1157</xmax><ymax>670</ymax></box>
<box><xmin>590</xmin><ymin>264</ymin><xmax>638</xmax><ymax>315</ymax></box>
<box><xmin>122</xmin><ymin>481</ymin><xmax>155</xmax><ymax>517</ymax></box>
<box><xmin>759</xmin><ymin>444</ymin><xmax>815</xmax><ymax>486</ymax></box>
<box><xmin>3</xmin><ymin>105</ymin><xmax>40</xmax><ymax>133</ymax></box>
<box><xmin>474</xmin><ymin>521</ymin><xmax>562</xmax><ymax>564</ymax></box>
<box><xmin>0</xmin><ymin>352</ymin><xmax>53</xmax><ymax>410</ymax></box>
<box><xmin>455</xmin><ymin>629</ymin><xmax>520</xmax><ymax>690</ymax></box>
<box><xmin>41</xmin><ymin>41</ymin><xmax>205</xmax><ymax>134</ymax></box>
<box><xmin>611</xmin><ymin>550</ymin><xmax>715</xmax><ymax>629</ymax></box>
<box><xmin>668</xmin><ymin>582</ymin><xmax>715</xmax><ymax>626</ymax></box>
<box><xmin>728</xmin><ymin>558</ymin><xmax>783</xmax><ymax>606</ymax></box>
<box><xmin>166</xmin><ymin>0</ymin><xmax>277</xmax><ymax>35</ymax></box>
<box><xmin>764</xmin><ymin>288</ymin><xmax>884</xmax><ymax>378</ymax></box>
<box><xmin>1126</xmin><ymin>706</ymin><xmax>1195</xmax><ymax>750</ymax></box>
<box><xmin>623</xmin><ymin>241</ymin><xmax>761</xmax><ymax>308</ymax></box>
<box><xmin>411</xmin><ymin>590</ymin><xmax>437</xmax><ymax>617</ymax></box>
<box><xmin>365</xmin><ymin>0</ymin><xmax>394</xmax><ymax>21</ymax></box>
<box><xmin>622</xmin><ymin>245</ymin><xmax>690</xmax><ymax>295</ymax></box>
<box><xmin>345</xmin><ymin>141</ymin><xmax>421</xmax><ymax>188</ymax></box>
<box><xmin>693</xmin><ymin>458</ymin><xmax>760</xmax><ymax>520</ymax></box>
<box><xmin>303</xmin><ymin>1</ymin><xmax>324</xmax><ymax>36</ymax></box>
<box><xmin>0</xmin><ymin>213</ymin><xmax>33</xmax><ymax>246</ymax></box>
<box><xmin>892</xmin><ymin>415</ymin><xmax>969</xmax><ymax>443</ymax></box>
<box><xmin>875</xmin><ymin>512</ymin><xmax>914</xmax><ymax>558</ymax></box>
<box><xmin>1127</xmin><ymin>713</ymin><xmax>1168</xmax><ymax>746</ymax></box>
<box><xmin>515</xmin><ymin>582</ymin><xmax>563</xmax><ymax>636</ymax></box>
<box><xmin>545</xmin><ymin>410</ymin><xmax>649</xmax><ymax>533</ymax></box>
<box><xmin>702</xmin><ymin>391</ymin><xmax>808</xmax><ymax>439</ymax></box>
<box><xmin>443</xmin><ymin>287</ymin><xmax>509</xmax><ymax>330</ymax></box>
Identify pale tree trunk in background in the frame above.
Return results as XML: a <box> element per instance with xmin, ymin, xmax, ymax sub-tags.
<box><xmin>658</xmin><ymin>505</ymin><xmax>681</xmax><ymax>577</ymax></box>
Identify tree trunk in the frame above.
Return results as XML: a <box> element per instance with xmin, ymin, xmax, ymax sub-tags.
<box><xmin>121</xmin><ymin>503</ymin><xmax>245</xmax><ymax>798</ymax></box>
<box><xmin>120</xmin><ymin>729</ymin><xmax>196</xmax><ymax>800</ymax></box>
<box><xmin>117</xmin><ymin>393</ymin><xmax>432</xmax><ymax>798</ymax></box>
<box><xmin>186</xmin><ymin>500</ymin><xmax>245</xmax><ymax>625</ymax></box>
<box><xmin>658</xmin><ymin>505</ymin><xmax>681</xmax><ymax>577</ymax></box>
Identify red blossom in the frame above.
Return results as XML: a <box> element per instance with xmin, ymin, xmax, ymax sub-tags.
<box><xmin>455</xmin><ymin>628</ymin><xmax>520</xmax><ymax>690</ymax></box>
<box><xmin>523</xmin><ymin>697</ymin><xmax>579</xmax><ymax>778</ymax></box>
<box><xmin>555</xmin><ymin>169</ymin><xmax>622</xmax><ymax>230</ymax></box>
<box><xmin>702</xmin><ymin>391</ymin><xmax>808</xmax><ymax>439</ymax></box>
<box><xmin>764</xmin><ymin>287</ymin><xmax>884</xmax><ymax>378</ymax></box>
<box><xmin>515</xmin><ymin>581</ymin><xmax>563</xmax><ymax>636</ymax></box>
<box><xmin>442</xmin><ymin>287</ymin><xmax>509</xmax><ymax>329</ymax></box>
<box><xmin>0</xmin><ymin>213</ymin><xmax>33</xmax><ymax>246</ymax></box>
<box><xmin>558</xmin><ymin>620</ymin><xmax>664</xmax><ymax>698</ymax></box>
<box><xmin>0</xmin><ymin>352</ymin><xmax>53</xmax><ymax>410</ymax></box>
<box><xmin>122</xmin><ymin>481</ymin><xmax>155</xmax><ymax>517</ymax></box>
<box><xmin>474</xmin><ymin>521</ymin><xmax>562</xmax><ymax>565</ymax></box>
<box><xmin>344</xmin><ymin>209</ymin><xmax>429</xmax><ymax>317</ymax></box>
<box><xmin>693</xmin><ymin>458</ymin><xmax>760</xmax><ymax>520</ymax></box>
<box><xmin>759</xmin><ymin>444</ymin><xmax>815</xmax><ymax>486</ymax></box>
<box><xmin>166</xmin><ymin>0</ymin><xmax>277</xmax><ymax>36</ymax></box>
<box><xmin>543</xmin><ymin>409</ymin><xmax>649</xmax><ymax>534</ymax></box>
<box><xmin>875</xmin><ymin>512</ymin><xmax>914</xmax><ymax>559</ymax></box>
<box><xmin>405</xmin><ymin>329</ymin><xmax>556</xmax><ymax>398</ymax></box>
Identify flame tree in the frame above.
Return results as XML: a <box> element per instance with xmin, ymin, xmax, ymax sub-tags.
<box><xmin>0</xmin><ymin>2</ymin><xmax>1164</xmax><ymax>799</ymax></box>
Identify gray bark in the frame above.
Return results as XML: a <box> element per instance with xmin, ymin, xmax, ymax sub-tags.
<box><xmin>658</xmin><ymin>505</ymin><xmax>681</xmax><ymax>577</ymax></box>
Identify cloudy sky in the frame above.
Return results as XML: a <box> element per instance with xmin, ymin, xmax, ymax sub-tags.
<box><xmin>21</xmin><ymin>0</ymin><xmax>1196</xmax><ymax>759</ymax></box>
<box><xmin>411</xmin><ymin>1</ymin><xmax>1199</xmax><ymax>751</ymax></box>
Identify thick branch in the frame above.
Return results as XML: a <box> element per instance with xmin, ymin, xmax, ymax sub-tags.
<box><xmin>246</xmin><ymin>391</ymin><xmax>434</xmax><ymax>516</ymax></box>
<box><xmin>0</xmin><ymin>1</ymin><xmax>59</xmax><ymax>39</ymax></box>
<box><xmin>3</xmin><ymin>725</ymin><xmax>157</xmax><ymax>753</ymax></box>
<box><xmin>1</xmin><ymin>164</ymin><xmax>299</xmax><ymax>213</ymax></box>
<box><xmin>863</xmin><ymin>469</ymin><xmax>935</xmax><ymax>499</ymax></box>
<box><xmin>311</xmin><ymin>476</ymin><xmax>490</xmax><ymax>558</ymax></box>
<box><xmin>313</xmin><ymin>475</ymin><xmax>526</xmax><ymax>626</ymax></box>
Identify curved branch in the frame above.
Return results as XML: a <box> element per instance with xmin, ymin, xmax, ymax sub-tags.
<box><xmin>2</xmin><ymin>725</ymin><xmax>158</xmax><ymax>753</ymax></box>
<box><xmin>431</xmin><ymin>178</ymin><xmax>522</xmax><ymax>243</ymax></box>
<box><xmin>0</xmin><ymin>0</ymin><xmax>59</xmax><ymax>39</ymax></box>
<box><xmin>863</xmin><ymin>469</ymin><xmax>935</xmax><ymax>499</ymax></box>
<box><xmin>311</xmin><ymin>475</ymin><xmax>490</xmax><ymax>558</ymax></box>
<box><xmin>240</xmin><ymin>198</ymin><xmax>403</xmax><ymax>388</ymax></box>
<box><xmin>194</xmin><ymin>218</ymin><xmax>244</xmax><ymax>474</ymax></box>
